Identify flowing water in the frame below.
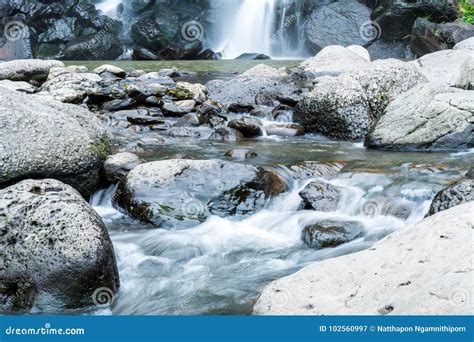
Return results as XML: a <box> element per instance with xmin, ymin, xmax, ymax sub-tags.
<box><xmin>89</xmin><ymin>110</ymin><xmax>474</xmax><ymax>315</ymax></box>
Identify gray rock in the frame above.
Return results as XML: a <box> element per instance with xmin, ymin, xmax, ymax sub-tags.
<box><xmin>305</xmin><ymin>0</ymin><xmax>372</xmax><ymax>49</ymax></box>
<box><xmin>0</xmin><ymin>59</ymin><xmax>64</xmax><ymax>82</ymax></box>
<box><xmin>294</xmin><ymin>75</ymin><xmax>369</xmax><ymax>140</ymax></box>
<box><xmin>290</xmin><ymin>161</ymin><xmax>345</xmax><ymax>180</ymax></box>
<box><xmin>103</xmin><ymin>152</ymin><xmax>142</xmax><ymax>183</ymax></box>
<box><xmin>38</xmin><ymin>71</ymin><xmax>102</xmax><ymax>103</ymax></box>
<box><xmin>93</xmin><ymin>64</ymin><xmax>126</xmax><ymax>78</ymax></box>
<box><xmin>299</xmin><ymin>181</ymin><xmax>342</xmax><ymax>212</ymax></box>
<box><xmin>224</xmin><ymin>149</ymin><xmax>258</xmax><ymax>159</ymax></box>
<box><xmin>0</xmin><ymin>179</ymin><xmax>119</xmax><ymax>311</ymax></box>
<box><xmin>228</xmin><ymin>117</ymin><xmax>264</xmax><ymax>138</ymax></box>
<box><xmin>0</xmin><ymin>79</ymin><xmax>36</xmax><ymax>93</ymax></box>
<box><xmin>208</xmin><ymin>126</ymin><xmax>244</xmax><ymax>142</ymax></box>
<box><xmin>102</xmin><ymin>98</ymin><xmax>135</xmax><ymax>112</ymax></box>
<box><xmin>300</xmin><ymin>45</ymin><xmax>371</xmax><ymax>79</ymax></box>
<box><xmin>207</xmin><ymin>64</ymin><xmax>297</xmax><ymax>107</ymax></box>
<box><xmin>113</xmin><ymin>159</ymin><xmax>286</xmax><ymax>227</ymax></box>
<box><xmin>302</xmin><ymin>220</ymin><xmax>365</xmax><ymax>249</ymax></box>
<box><xmin>264</xmin><ymin>123</ymin><xmax>305</xmax><ymax>137</ymax></box>
<box><xmin>176</xmin><ymin>82</ymin><xmax>207</xmax><ymax>104</ymax></box>
<box><xmin>368</xmin><ymin>40</ymin><xmax>411</xmax><ymax>60</ymax></box>
<box><xmin>162</xmin><ymin>100</ymin><xmax>196</xmax><ymax>116</ymax></box>
<box><xmin>427</xmin><ymin>179</ymin><xmax>474</xmax><ymax>216</ymax></box>
<box><xmin>366</xmin><ymin>83</ymin><xmax>474</xmax><ymax>151</ymax></box>
<box><xmin>0</xmin><ymin>87</ymin><xmax>109</xmax><ymax>196</ymax></box>
<box><xmin>168</xmin><ymin>127</ymin><xmax>212</xmax><ymax>138</ymax></box>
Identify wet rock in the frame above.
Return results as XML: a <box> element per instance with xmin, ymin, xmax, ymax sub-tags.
<box><xmin>61</xmin><ymin>33</ymin><xmax>123</xmax><ymax>60</ymax></box>
<box><xmin>290</xmin><ymin>161</ymin><xmax>345</xmax><ymax>180</ymax></box>
<box><xmin>175</xmin><ymin>113</ymin><xmax>202</xmax><ymax>127</ymax></box>
<box><xmin>197</xmin><ymin>100</ymin><xmax>225</xmax><ymax>117</ymax></box>
<box><xmin>254</xmin><ymin>203</ymin><xmax>474</xmax><ymax>315</ymax></box>
<box><xmin>103</xmin><ymin>152</ymin><xmax>142</xmax><ymax>183</ymax></box>
<box><xmin>0</xmin><ymin>179</ymin><xmax>119</xmax><ymax>311</ymax></box>
<box><xmin>0</xmin><ymin>87</ymin><xmax>109</xmax><ymax>196</ymax></box>
<box><xmin>228</xmin><ymin>103</ymin><xmax>255</xmax><ymax>113</ymax></box>
<box><xmin>276</xmin><ymin>94</ymin><xmax>303</xmax><ymax>107</ymax></box>
<box><xmin>93</xmin><ymin>64</ymin><xmax>126</xmax><ymax>78</ymax></box>
<box><xmin>208</xmin><ymin>126</ymin><xmax>244</xmax><ymax>142</ymax></box>
<box><xmin>299</xmin><ymin>181</ymin><xmax>342</xmax><ymax>212</ymax></box>
<box><xmin>235</xmin><ymin>53</ymin><xmax>271</xmax><ymax>60</ymax></box>
<box><xmin>302</xmin><ymin>220</ymin><xmax>365</xmax><ymax>249</ymax></box>
<box><xmin>168</xmin><ymin>127</ymin><xmax>212</xmax><ymax>138</ymax></box>
<box><xmin>103</xmin><ymin>98</ymin><xmax>135</xmax><ymax>112</ymax></box>
<box><xmin>0</xmin><ymin>59</ymin><xmax>64</xmax><ymax>82</ymax></box>
<box><xmin>366</xmin><ymin>83</ymin><xmax>474</xmax><ymax>151</ymax></box>
<box><xmin>224</xmin><ymin>149</ymin><xmax>258</xmax><ymax>159</ymax></box>
<box><xmin>228</xmin><ymin>117</ymin><xmax>264</xmax><ymax>138</ymax></box>
<box><xmin>427</xmin><ymin>179</ymin><xmax>474</xmax><ymax>216</ymax></box>
<box><xmin>113</xmin><ymin>159</ymin><xmax>283</xmax><ymax>227</ymax></box>
<box><xmin>264</xmin><ymin>123</ymin><xmax>305</xmax><ymax>137</ymax></box>
<box><xmin>466</xmin><ymin>167</ymin><xmax>474</xmax><ymax>179</ymax></box>
<box><xmin>368</xmin><ymin>40</ymin><xmax>411</xmax><ymax>60</ymax></box>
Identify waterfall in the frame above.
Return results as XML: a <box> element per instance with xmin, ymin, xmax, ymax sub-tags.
<box><xmin>96</xmin><ymin>0</ymin><xmax>122</xmax><ymax>18</ymax></box>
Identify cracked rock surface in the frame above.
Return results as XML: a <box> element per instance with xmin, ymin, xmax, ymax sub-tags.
<box><xmin>253</xmin><ymin>202</ymin><xmax>474</xmax><ymax>315</ymax></box>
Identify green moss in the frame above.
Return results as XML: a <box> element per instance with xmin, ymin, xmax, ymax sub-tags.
<box><xmin>90</xmin><ymin>136</ymin><xmax>110</xmax><ymax>160</ymax></box>
<box><xmin>166</xmin><ymin>87</ymin><xmax>194</xmax><ymax>100</ymax></box>
<box><xmin>460</xmin><ymin>0</ymin><xmax>474</xmax><ymax>24</ymax></box>
<box><xmin>35</xmin><ymin>44</ymin><xmax>61</xmax><ymax>59</ymax></box>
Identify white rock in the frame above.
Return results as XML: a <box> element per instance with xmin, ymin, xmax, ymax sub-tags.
<box><xmin>411</xmin><ymin>49</ymin><xmax>474</xmax><ymax>88</ymax></box>
<box><xmin>93</xmin><ymin>64</ymin><xmax>126</xmax><ymax>78</ymax></box>
<box><xmin>0</xmin><ymin>59</ymin><xmax>64</xmax><ymax>81</ymax></box>
<box><xmin>347</xmin><ymin>45</ymin><xmax>371</xmax><ymax>62</ymax></box>
<box><xmin>254</xmin><ymin>202</ymin><xmax>474</xmax><ymax>315</ymax></box>
<box><xmin>176</xmin><ymin>81</ymin><xmax>207</xmax><ymax>103</ymax></box>
<box><xmin>454</xmin><ymin>37</ymin><xmax>474</xmax><ymax>51</ymax></box>
<box><xmin>0</xmin><ymin>79</ymin><xmax>36</xmax><ymax>93</ymax></box>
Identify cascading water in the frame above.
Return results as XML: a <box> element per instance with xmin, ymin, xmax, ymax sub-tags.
<box><xmin>96</xmin><ymin>0</ymin><xmax>122</xmax><ymax>18</ymax></box>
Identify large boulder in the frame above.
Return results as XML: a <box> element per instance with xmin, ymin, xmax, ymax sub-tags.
<box><xmin>0</xmin><ymin>179</ymin><xmax>119</xmax><ymax>311</ymax></box>
<box><xmin>427</xmin><ymin>179</ymin><xmax>474</xmax><ymax>216</ymax></box>
<box><xmin>411</xmin><ymin>18</ymin><xmax>474</xmax><ymax>57</ymax></box>
<box><xmin>296</xmin><ymin>50</ymin><xmax>426</xmax><ymax>140</ymax></box>
<box><xmin>294</xmin><ymin>75</ymin><xmax>369</xmax><ymax>140</ymax></box>
<box><xmin>371</xmin><ymin>0</ymin><xmax>459</xmax><ymax>41</ymax></box>
<box><xmin>300</xmin><ymin>45</ymin><xmax>370</xmax><ymax>79</ymax></box>
<box><xmin>113</xmin><ymin>159</ymin><xmax>287</xmax><ymax>227</ymax></box>
<box><xmin>254</xmin><ymin>202</ymin><xmax>474</xmax><ymax>315</ymax></box>
<box><xmin>299</xmin><ymin>181</ymin><xmax>342</xmax><ymax>212</ymax></box>
<box><xmin>0</xmin><ymin>87</ymin><xmax>109</xmax><ymax>196</ymax></box>
<box><xmin>305</xmin><ymin>0</ymin><xmax>372</xmax><ymax>49</ymax></box>
<box><xmin>366</xmin><ymin>83</ymin><xmax>474</xmax><ymax>151</ymax></box>
<box><xmin>206</xmin><ymin>64</ymin><xmax>298</xmax><ymax>107</ymax></box>
<box><xmin>0</xmin><ymin>59</ymin><xmax>64</xmax><ymax>81</ymax></box>
<box><xmin>454</xmin><ymin>37</ymin><xmax>474</xmax><ymax>50</ymax></box>
<box><xmin>412</xmin><ymin>49</ymin><xmax>474</xmax><ymax>89</ymax></box>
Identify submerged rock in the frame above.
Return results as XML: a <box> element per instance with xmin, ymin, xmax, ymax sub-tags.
<box><xmin>224</xmin><ymin>149</ymin><xmax>258</xmax><ymax>159</ymax></box>
<box><xmin>290</xmin><ymin>162</ymin><xmax>345</xmax><ymax>180</ymax></box>
<box><xmin>0</xmin><ymin>87</ymin><xmax>109</xmax><ymax>196</ymax></box>
<box><xmin>302</xmin><ymin>220</ymin><xmax>365</xmax><ymax>249</ymax></box>
<box><xmin>427</xmin><ymin>179</ymin><xmax>474</xmax><ymax>216</ymax></box>
<box><xmin>254</xmin><ymin>202</ymin><xmax>474</xmax><ymax>315</ymax></box>
<box><xmin>228</xmin><ymin>117</ymin><xmax>264</xmax><ymax>138</ymax></box>
<box><xmin>0</xmin><ymin>179</ymin><xmax>119</xmax><ymax>311</ymax></box>
<box><xmin>113</xmin><ymin>160</ymin><xmax>286</xmax><ymax>227</ymax></box>
<box><xmin>366</xmin><ymin>83</ymin><xmax>474</xmax><ymax>151</ymax></box>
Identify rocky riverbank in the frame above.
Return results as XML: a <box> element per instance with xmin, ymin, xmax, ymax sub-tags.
<box><xmin>0</xmin><ymin>38</ymin><xmax>473</xmax><ymax>314</ymax></box>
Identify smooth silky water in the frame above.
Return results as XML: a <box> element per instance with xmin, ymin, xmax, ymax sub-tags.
<box><xmin>63</xmin><ymin>59</ymin><xmax>473</xmax><ymax>315</ymax></box>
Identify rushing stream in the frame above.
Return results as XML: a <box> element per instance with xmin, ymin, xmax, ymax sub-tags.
<box><xmin>85</xmin><ymin>68</ymin><xmax>473</xmax><ymax>314</ymax></box>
